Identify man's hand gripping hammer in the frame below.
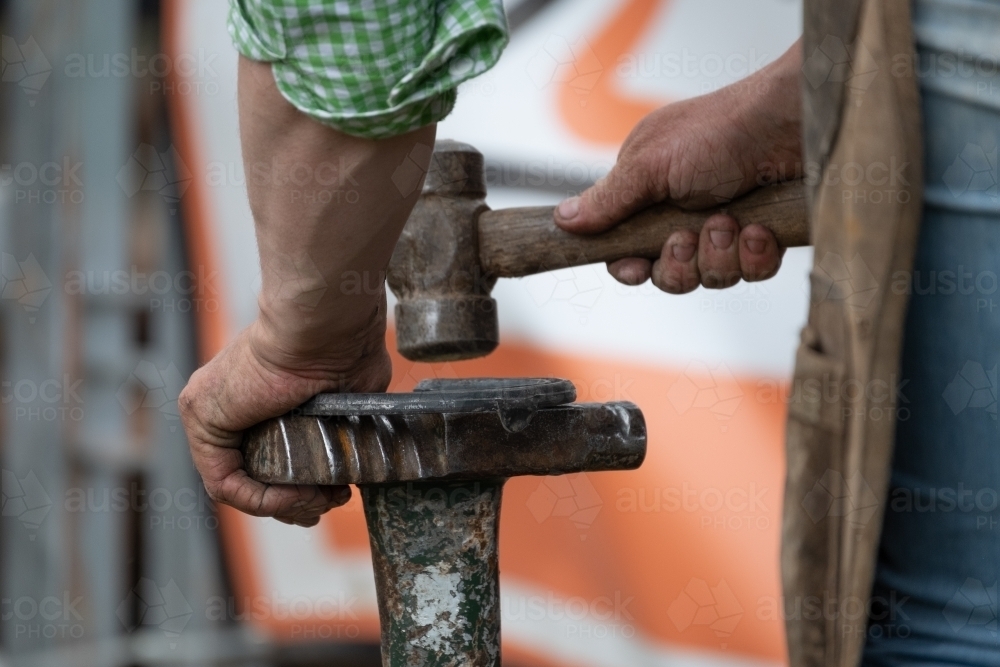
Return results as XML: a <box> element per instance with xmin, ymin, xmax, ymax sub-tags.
<box><xmin>387</xmin><ymin>140</ymin><xmax>810</xmax><ymax>362</ymax></box>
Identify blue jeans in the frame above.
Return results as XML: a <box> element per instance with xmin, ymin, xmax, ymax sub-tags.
<box><xmin>862</xmin><ymin>2</ymin><xmax>1000</xmax><ymax>663</ymax></box>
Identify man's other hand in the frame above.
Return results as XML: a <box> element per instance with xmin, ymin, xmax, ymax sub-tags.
<box><xmin>179</xmin><ymin>57</ymin><xmax>434</xmax><ymax>525</ymax></box>
<box><xmin>554</xmin><ymin>41</ymin><xmax>803</xmax><ymax>294</ymax></box>
<box><xmin>179</xmin><ymin>318</ymin><xmax>390</xmax><ymax>526</ymax></box>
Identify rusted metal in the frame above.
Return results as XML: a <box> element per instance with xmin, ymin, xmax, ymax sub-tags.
<box><xmin>243</xmin><ymin>402</ymin><xmax>644</xmax><ymax>486</ymax></box>
<box><xmin>242</xmin><ymin>378</ymin><xmax>647</xmax><ymax>667</ymax></box>
<box><xmin>364</xmin><ymin>480</ymin><xmax>503</xmax><ymax>667</ymax></box>
<box><xmin>301</xmin><ymin>377</ymin><xmax>576</xmax><ymax>416</ymax></box>
<box><xmin>387</xmin><ymin>140</ymin><xmax>498</xmax><ymax>362</ymax></box>
<box><xmin>386</xmin><ymin>140</ymin><xmax>811</xmax><ymax>363</ymax></box>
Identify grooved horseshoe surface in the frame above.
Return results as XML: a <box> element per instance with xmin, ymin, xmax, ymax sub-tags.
<box><xmin>243</xmin><ymin>402</ymin><xmax>646</xmax><ymax>485</ymax></box>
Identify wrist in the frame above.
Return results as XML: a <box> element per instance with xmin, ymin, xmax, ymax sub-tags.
<box><xmin>254</xmin><ymin>290</ymin><xmax>387</xmax><ymax>368</ymax></box>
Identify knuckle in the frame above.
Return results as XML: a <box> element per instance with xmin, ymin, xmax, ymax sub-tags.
<box><xmin>177</xmin><ymin>385</ymin><xmax>197</xmax><ymax>419</ymax></box>
<box><xmin>608</xmin><ymin>157</ymin><xmax>654</xmax><ymax>206</ymax></box>
<box><xmin>245</xmin><ymin>499</ymin><xmax>272</xmax><ymax>517</ymax></box>
<box><xmin>204</xmin><ymin>484</ymin><xmax>226</xmax><ymax>506</ymax></box>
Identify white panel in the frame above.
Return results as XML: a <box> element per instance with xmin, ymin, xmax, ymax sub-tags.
<box><xmin>502</xmin><ymin>578</ymin><xmax>780</xmax><ymax>667</ymax></box>
<box><xmin>184</xmin><ymin>0</ymin><xmax>810</xmax><ymax>377</ymax></box>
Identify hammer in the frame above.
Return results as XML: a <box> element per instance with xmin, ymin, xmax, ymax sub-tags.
<box><xmin>242</xmin><ymin>377</ymin><xmax>645</xmax><ymax>666</ymax></box>
<box><xmin>387</xmin><ymin>140</ymin><xmax>810</xmax><ymax>362</ymax></box>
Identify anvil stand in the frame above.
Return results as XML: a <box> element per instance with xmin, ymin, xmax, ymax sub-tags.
<box><xmin>242</xmin><ymin>378</ymin><xmax>646</xmax><ymax>666</ymax></box>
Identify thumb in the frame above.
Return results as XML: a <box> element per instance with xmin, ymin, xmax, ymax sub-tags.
<box><xmin>554</xmin><ymin>161</ymin><xmax>657</xmax><ymax>234</ymax></box>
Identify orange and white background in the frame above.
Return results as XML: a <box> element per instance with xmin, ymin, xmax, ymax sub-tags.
<box><xmin>171</xmin><ymin>0</ymin><xmax>810</xmax><ymax>665</ymax></box>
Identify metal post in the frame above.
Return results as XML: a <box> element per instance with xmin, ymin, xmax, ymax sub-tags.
<box><xmin>243</xmin><ymin>378</ymin><xmax>646</xmax><ymax>666</ymax></box>
<box><xmin>363</xmin><ymin>480</ymin><xmax>504</xmax><ymax>667</ymax></box>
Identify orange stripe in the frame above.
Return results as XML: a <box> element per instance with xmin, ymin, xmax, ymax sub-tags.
<box><xmin>314</xmin><ymin>331</ymin><xmax>789</xmax><ymax>661</ymax></box>
<box><xmin>558</xmin><ymin>0</ymin><xmax>672</xmax><ymax>145</ymax></box>
<box><xmin>504</xmin><ymin>644</ymin><xmax>578</xmax><ymax>667</ymax></box>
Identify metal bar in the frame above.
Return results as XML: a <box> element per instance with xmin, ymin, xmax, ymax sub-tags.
<box><xmin>244</xmin><ymin>402</ymin><xmax>646</xmax><ymax>486</ymax></box>
<box><xmin>363</xmin><ymin>480</ymin><xmax>504</xmax><ymax>667</ymax></box>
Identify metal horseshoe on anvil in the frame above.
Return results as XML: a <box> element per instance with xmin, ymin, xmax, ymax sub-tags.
<box><xmin>242</xmin><ymin>378</ymin><xmax>646</xmax><ymax>666</ymax></box>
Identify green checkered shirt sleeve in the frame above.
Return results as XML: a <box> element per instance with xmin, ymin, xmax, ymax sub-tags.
<box><xmin>228</xmin><ymin>0</ymin><xmax>508</xmax><ymax>139</ymax></box>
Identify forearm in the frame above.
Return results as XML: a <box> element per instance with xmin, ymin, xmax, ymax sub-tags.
<box><xmin>237</xmin><ymin>56</ymin><xmax>435</xmax><ymax>362</ymax></box>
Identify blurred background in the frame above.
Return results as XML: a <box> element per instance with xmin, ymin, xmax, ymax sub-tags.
<box><xmin>0</xmin><ymin>0</ymin><xmax>809</xmax><ymax>665</ymax></box>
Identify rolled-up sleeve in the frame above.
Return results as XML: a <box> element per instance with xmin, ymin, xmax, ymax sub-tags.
<box><xmin>228</xmin><ymin>0</ymin><xmax>508</xmax><ymax>139</ymax></box>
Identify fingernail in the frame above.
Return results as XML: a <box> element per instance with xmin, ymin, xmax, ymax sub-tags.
<box><xmin>557</xmin><ymin>196</ymin><xmax>580</xmax><ymax>221</ymax></box>
<box><xmin>671</xmin><ymin>242</ymin><xmax>695</xmax><ymax>262</ymax></box>
<box><xmin>709</xmin><ymin>230</ymin><xmax>734</xmax><ymax>250</ymax></box>
<box><xmin>746</xmin><ymin>238</ymin><xmax>767</xmax><ymax>254</ymax></box>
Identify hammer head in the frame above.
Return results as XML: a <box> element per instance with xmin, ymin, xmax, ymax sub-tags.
<box><xmin>387</xmin><ymin>140</ymin><xmax>498</xmax><ymax>362</ymax></box>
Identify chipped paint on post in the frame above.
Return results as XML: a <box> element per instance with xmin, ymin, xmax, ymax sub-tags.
<box><xmin>363</xmin><ymin>479</ymin><xmax>504</xmax><ymax>667</ymax></box>
<box><xmin>241</xmin><ymin>379</ymin><xmax>647</xmax><ymax>664</ymax></box>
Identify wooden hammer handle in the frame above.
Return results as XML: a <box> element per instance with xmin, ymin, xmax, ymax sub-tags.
<box><xmin>477</xmin><ymin>179</ymin><xmax>810</xmax><ymax>278</ymax></box>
